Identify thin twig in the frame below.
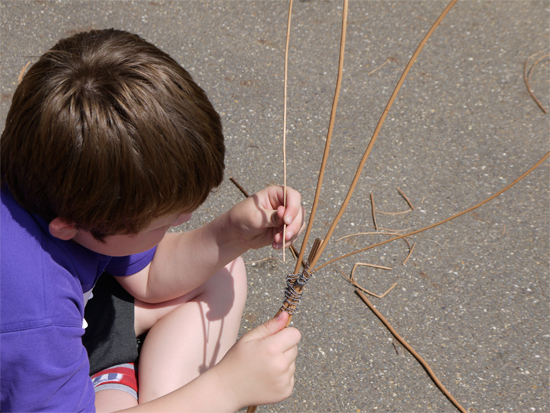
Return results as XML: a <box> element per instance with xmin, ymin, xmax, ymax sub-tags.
<box><xmin>282</xmin><ymin>0</ymin><xmax>294</xmax><ymax>262</ymax></box>
<box><xmin>229</xmin><ymin>176</ymin><xmax>250</xmax><ymax>197</ymax></box>
<box><xmin>524</xmin><ymin>51</ymin><xmax>549</xmax><ymax>114</ymax></box>
<box><xmin>332</xmin><ymin>264</ymin><xmax>352</xmax><ymax>283</ymax></box>
<box><xmin>332</xmin><ymin>265</ymin><xmax>396</xmax><ymax>299</ymax></box>
<box><xmin>352</xmin><ymin>262</ymin><xmax>393</xmax><ymax>272</ymax></box>
<box><xmin>402</xmin><ymin>241</ymin><xmax>416</xmax><ymax>265</ymax></box>
<box><xmin>355</xmin><ymin>289</ymin><xmax>468</xmax><ymax>413</ymax></box>
<box><xmin>376</xmin><ymin>188</ymin><xmax>414</xmax><ymax>215</ymax></box>
<box><xmin>397</xmin><ymin>188</ymin><xmax>415</xmax><ymax>210</ymax></box>
<box><xmin>377</xmin><ymin>227</ymin><xmax>412</xmax><ymax>233</ymax></box>
<box><xmin>370</xmin><ymin>193</ymin><xmax>378</xmax><ymax>230</ymax></box>
<box><xmin>245</xmin><ymin>257</ymin><xmax>276</xmax><ymax>266</ymax></box>
<box><xmin>335</xmin><ymin>231</ymin><xmax>408</xmax><ymax>242</ymax></box>
<box><xmin>376</xmin><ymin>210</ymin><xmax>412</xmax><ymax>216</ymax></box>
<box><xmin>368</xmin><ymin>58</ymin><xmax>390</xmax><ymax>75</ymax></box>
<box><xmin>392</xmin><ymin>341</ymin><xmax>399</xmax><ymax>355</ymax></box>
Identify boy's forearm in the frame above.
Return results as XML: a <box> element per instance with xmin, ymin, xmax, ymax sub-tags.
<box><xmin>141</xmin><ymin>210</ymin><xmax>247</xmax><ymax>303</ymax></box>
<box><xmin>119</xmin><ymin>367</ymin><xmax>241</xmax><ymax>413</ymax></box>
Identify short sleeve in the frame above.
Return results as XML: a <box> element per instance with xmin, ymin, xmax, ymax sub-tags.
<box><xmin>104</xmin><ymin>246</ymin><xmax>157</xmax><ymax>277</ymax></box>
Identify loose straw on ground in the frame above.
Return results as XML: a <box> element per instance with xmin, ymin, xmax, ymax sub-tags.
<box><xmin>282</xmin><ymin>0</ymin><xmax>293</xmax><ymax>262</ymax></box>
<box><xmin>355</xmin><ymin>289</ymin><xmax>467</xmax><ymax>413</ymax></box>
<box><xmin>370</xmin><ymin>193</ymin><xmax>378</xmax><ymax>229</ymax></box>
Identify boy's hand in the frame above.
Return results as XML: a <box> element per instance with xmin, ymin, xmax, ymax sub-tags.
<box><xmin>227</xmin><ymin>185</ymin><xmax>305</xmax><ymax>251</ymax></box>
<box><xmin>212</xmin><ymin>312</ymin><xmax>301</xmax><ymax>408</ymax></box>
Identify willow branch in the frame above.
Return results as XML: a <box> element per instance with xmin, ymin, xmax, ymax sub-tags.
<box><xmin>282</xmin><ymin>0</ymin><xmax>293</xmax><ymax>261</ymax></box>
<box><xmin>355</xmin><ymin>289</ymin><xmax>468</xmax><ymax>413</ymax></box>
<box><xmin>293</xmin><ymin>0</ymin><xmax>349</xmax><ymax>274</ymax></box>
<box><xmin>308</xmin><ymin>0</ymin><xmax>459</xmax><ymax>270</ymax></box>
<box><xmin>315</xmin><ymin>150</ymin><xmax>550</xmax><ymax>272</ymax></box>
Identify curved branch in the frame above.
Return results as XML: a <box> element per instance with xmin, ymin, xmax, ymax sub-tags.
<box><xmin>315</xmin><ymin>150</ymin><xmax>550</xmax><ymax>272</ymax></box>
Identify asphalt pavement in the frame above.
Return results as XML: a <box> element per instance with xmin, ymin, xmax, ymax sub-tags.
<box><xmin>1</xmin><ymin>1</ymin><xmax>549</xmax><ymax>412</ymax></box>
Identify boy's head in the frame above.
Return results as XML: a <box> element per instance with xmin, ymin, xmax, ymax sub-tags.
<box><xmin>1</xmin><ymin>29</ymin><xmax>225</xmax><ymax>241</ymax></box>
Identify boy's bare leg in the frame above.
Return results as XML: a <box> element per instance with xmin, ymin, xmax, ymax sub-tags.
<box><xmin>94</xmin><ymin>390</ymin><xmax>138</xmax><ymax>412</ymax></box>
<box><xmin>135</xmin><ymin>257</ymin><xmax>247</xmax><ymax>403</ymax></box>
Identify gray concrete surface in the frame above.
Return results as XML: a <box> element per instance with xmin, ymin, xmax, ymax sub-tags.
<box><xmin>1</xmin><ymin>1</ymin><xmax>548</xmax><ymax>412</ymax></box>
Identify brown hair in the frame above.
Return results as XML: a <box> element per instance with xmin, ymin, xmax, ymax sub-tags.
<box><xmin>1</xmin><ymin>29</ymin><xmax>224</xmax><ymax>240</ymax></box>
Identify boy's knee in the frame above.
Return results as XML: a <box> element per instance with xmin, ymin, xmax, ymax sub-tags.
<box><xmin>228</xmin><ymin>256</ymin><xmax>247</xmax><ymax>291</ymax></box>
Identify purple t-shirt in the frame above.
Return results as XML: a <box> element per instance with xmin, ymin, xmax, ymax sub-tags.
<box><xmin>0</xmin><ymin>188</ymin><xmax>156</xmax><ymax>412</ymax></box>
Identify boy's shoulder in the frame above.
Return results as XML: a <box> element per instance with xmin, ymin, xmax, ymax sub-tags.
<box><xmin>0</xmin><ymin>188</ymin><xmax>98</xmax><ymax>331</ymax></box>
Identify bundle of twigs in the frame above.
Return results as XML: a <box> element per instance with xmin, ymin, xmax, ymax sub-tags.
<box><xmin>245</xmin><ymin>0</ymin><xmax>549</xmax><ymax>411</ymax></box>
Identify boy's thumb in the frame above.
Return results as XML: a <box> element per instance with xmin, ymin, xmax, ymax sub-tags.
<box><xmin>266</xmin><ymin>207</ymin><xmax>284</xmax><ymax>228</ymax></box>
<box><xmin>245</xmin><ymin>311</ymin><xmax>289</xmax><ymax>341</ymax></box>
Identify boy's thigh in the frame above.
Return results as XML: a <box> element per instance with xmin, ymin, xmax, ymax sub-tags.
<box><xmin>133</xmin><ymin>257</ymin><xmax>247</xmax><ymax>337</ymax></box>
<box><xmin>83</xmin><ymin>273</ymin><xmax>141</xmax><ymax>375</ymax></box>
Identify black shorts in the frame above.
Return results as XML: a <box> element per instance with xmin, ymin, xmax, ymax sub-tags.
<box><xmin>82</xmin><ymin>273</ymin><xmax>144</xmax><ymax>376</ymax></box>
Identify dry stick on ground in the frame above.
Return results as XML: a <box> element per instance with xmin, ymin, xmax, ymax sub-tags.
<box><xmin>375</xmin><ymin>188</ymin><xmax>415</xmax><ymax>215</ymax></box>
<box><xmin>368</xmin><ymin>58</ymin><xmax>390</xmax><ymax>75</ymax></box>
<box><xmin>402</xmin><ymin>241</ymin><xmax>416</xmax><ymax>265</ymax></box>
<box><xmin>244</xmin><ymin>257</ymin><xmax>276</xmax><ymax>266</ymax></box>
<box><xmin>336</xmin><ymin>231</ymin><xmax>408</xmax><ymax>241</ymax></box>
<box><xmin>336</xmin><ymin>231</ymin><xmax>415</xmax><ymax>262</ymax></box>
<box><xmin>229</xmin><ymin>176</ymin><xmax>249</xmax><ymax>198</ymax></box>
<box><xmin>281</xmin><ymin>0</ymin><xmax>293</xmax><ymax>262</ymax></box>
<box><xmin>351</xmin><ymin>263</ymin><xmax>397</xmax><ymax>299</ymax></box>
<box><xmin>398</xmin><ymin>187</ymin><xmax>415</xmax><ymax>210</ymax></box>
<box><xmin>524</xmin><ymin>51</ymin><xmax>549</xmax><ymax>114</ymax></box>
<box><xmin>376</xmin><ymin>209</ymin><xmax>411</xmax><ymax>215</ymax></box>
<box><xmin>332</xmin><ymin>264</ymin><xmax>396</xmax><ymax>299</ymax></box>
<box><xmin>370</xmin><ymin>193</ymin><xmax>379</xmax><ymax>229</ymax></box>
<box><xmin>355</xmin><ymin>289</ymin><xmax>468</xmax><ymax>413</ymax></box>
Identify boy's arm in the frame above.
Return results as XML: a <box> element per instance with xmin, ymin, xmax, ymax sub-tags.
<box><xmin>116</xmin><ymin>312</ymin><xmax>301</xmax><ymax>412</ymax></box>
<box><xmin>117</xmin><ymin>185</ymin><xmax>304</xmax><ymax>303</ymax></box>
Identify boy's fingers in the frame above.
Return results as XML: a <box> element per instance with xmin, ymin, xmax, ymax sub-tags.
<box><xmin>267</xmin><ymin>325</ymin><xmax>302</xmax><ymax>353</ymax></box>
<box><xmin>243</xmin><ymin>311</ymin><xmax>289</xmax><ymax>342</ymax></box>
<box><xmin>281</xmin><ymin>187</ymin><xmax>302</xmax><ymax>225</ymax></box>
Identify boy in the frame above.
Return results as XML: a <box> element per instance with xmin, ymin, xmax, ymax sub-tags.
<box><xmin>1</xmin><ymin>29</ymin><xmax>304</xmax><ymax>412</ymax></box>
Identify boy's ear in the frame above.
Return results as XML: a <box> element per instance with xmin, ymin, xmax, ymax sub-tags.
<box><xmin>49</xmin><ymin>217</ymin><xmax>79</xmax><ymax>241</ymax></box>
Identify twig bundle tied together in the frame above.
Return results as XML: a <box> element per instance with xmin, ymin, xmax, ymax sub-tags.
<box><xmin>280</xmin><ymin>237</ymin><xmax>322</xmax><ymax>316</ymax></box>
<box><xmin>280</xmin><ymin>265</ymin><xmax>314</xmax><ymax>315</ymax></box>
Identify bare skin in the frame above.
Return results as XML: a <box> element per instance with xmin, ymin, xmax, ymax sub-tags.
<box><xmin>49</xmin><ymin>185</ymin><xmax>305</xmax><ymax>412</ymax></box>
